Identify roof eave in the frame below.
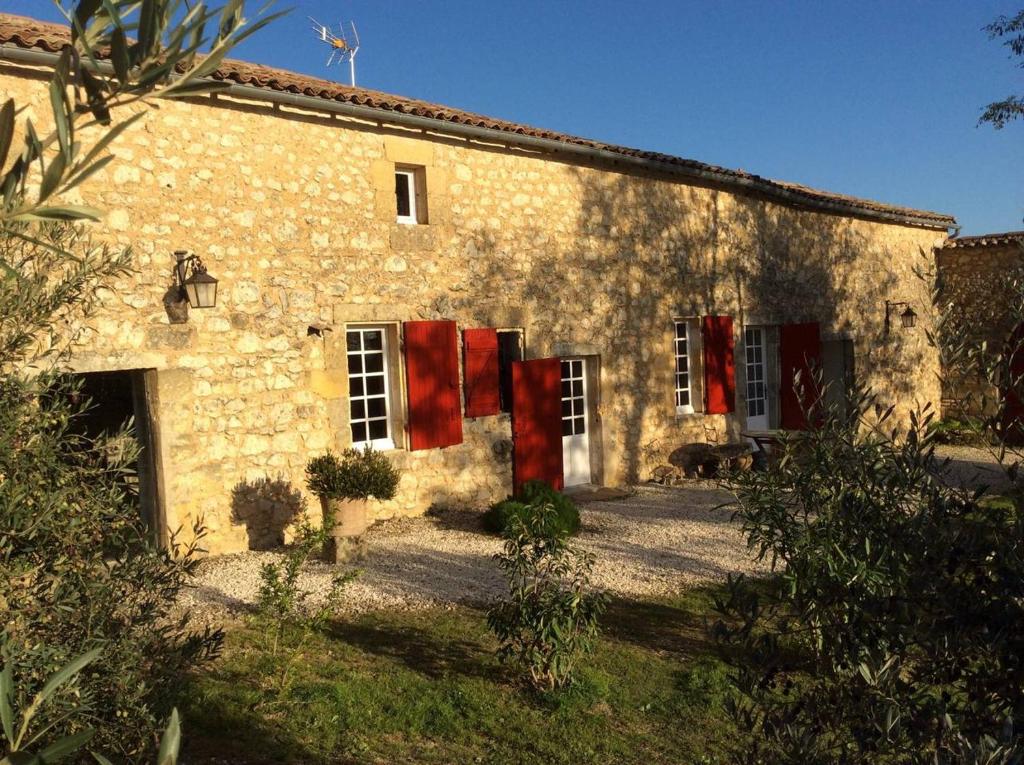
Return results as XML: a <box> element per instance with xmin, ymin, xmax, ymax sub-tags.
<box><xmin>0</xmin><ymin>39</ymin><xmax>957</xmax><ymax>231</ymax></box>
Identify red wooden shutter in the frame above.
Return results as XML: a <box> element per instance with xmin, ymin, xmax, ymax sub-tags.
<box><xmin>511</xmin><ymin>358</ymin><xmax>564</xmax><ymax>495</ymax></box>
<box><xmin>702</xmin><ymin>315</ymin><xmax>736</xmax><ymax>414</ymax></box>
<box><xmin>779</xmin><ymin>322</ymin><xmax>822</xmax><ymax>430</ymax></box>
<box><xmin>463</xmin><ymin>328</ymin><xmax>501</xmax><ymax>418</ymax></box>
<box><xmin>404</xmin><ymin>320</ymin><xmax>463</xmax><ymax>450</ymax></box>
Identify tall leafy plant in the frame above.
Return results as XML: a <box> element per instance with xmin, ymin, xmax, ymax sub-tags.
<box><xmin>0</xmin><ymin>0</ymin><xmax>282</xmax><ymax>759</ymax></box>
<box><xmin>487</xmin><ymin>501</ymin><xmax>606</xmax><ymax>692</ymax></box>
<box><xmin>713</xmin><ymin>390</ymin><xmax>1024</xmax><ymax>764</ymax></box>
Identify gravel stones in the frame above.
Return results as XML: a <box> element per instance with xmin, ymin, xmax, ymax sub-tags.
<box><xmin>179</xmin><ymin>484</ymin><xmax>766</xmax><ymax>622</ymax></box>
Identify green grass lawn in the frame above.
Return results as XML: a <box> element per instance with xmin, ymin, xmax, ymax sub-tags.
<box><xmin>183</xmin><ymin>586</ymin><xmax>739</xmax><ymax>765</ymax></box>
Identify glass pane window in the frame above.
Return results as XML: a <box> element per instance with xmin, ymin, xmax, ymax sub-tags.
<box><xmin>744</xmin><ymin>327</ymin><xmax>767</xmax><ymax>419</ymax></box>
<box><xmin>395</xmin><ymin>170</ymin><xmax>415</xmax><ymax>222</ymax></box>
<box><xmin>347</xmin><ymin>327</ymin><xmax>394</xmax><ymax>448</ymax></box>
<box><xmin>674</xmin><ymin>321</ymin><xmax>693</xmax><ymax>412</ymax></box>
<box><xmin>560</xmin><ymin>359</ymin><xmax>586</xmax><ymax>437</ymax></box>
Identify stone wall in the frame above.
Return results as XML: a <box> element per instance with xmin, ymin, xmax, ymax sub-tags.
<box><xmin>937</xmin><ymin>241</ymin><xmax>1024</xmax><ymax>417</ymax></box>
<box><xmin>1</xmin><ymin>61</ymin><xmax>948</xmax><ymax>554</ymax></box>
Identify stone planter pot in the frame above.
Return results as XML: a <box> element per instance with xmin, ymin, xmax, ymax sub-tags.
<box><xmin>320</xmin><ymin>496</ymin><xmax>368</xmax><ymax>564</ymax></box>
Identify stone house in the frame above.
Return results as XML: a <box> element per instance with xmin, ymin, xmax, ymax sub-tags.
<box><xmin>0</xmin><ymin>14</ymin><xmax>955</xmax><ymax>554</ymax></box>
<box><xmin>937</xmin><ymin>231</ymin><xmax>1024</xmax><ymax>419</ymax></box>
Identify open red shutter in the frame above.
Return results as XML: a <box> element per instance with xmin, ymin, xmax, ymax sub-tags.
<box><xmin>702</xmin><ymin>315</ymin><xmax>736</xmax><ymax>414</ymax></box>
<box><xmin>511</xmin><ymin>358</ymin><xmax>564</xmax><ymax>494</ymax></box>
<box><xmin>780</xmin><ymin>322</ymin><xmax>822</xmax><ymax>430</ymax></box>
<box><xmin>404</xmin><ymin>320</ymin><xmax>463</xmax><ymax>450</ymax></box>
<box><xmin>463</xmin><ymin>328</ymin><xmax>501</xmax><ymax>418</ymax></box>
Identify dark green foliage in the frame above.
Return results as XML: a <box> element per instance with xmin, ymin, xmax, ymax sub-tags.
<box><xmin>482</xmin><ymin>480</ymin><xmax>581</xmax><ymax>537</ymax></box>
<box><xmin>1</xmin><ymin>649</ymin><xmax>183</xmax><ymax>765</ymax></box>
<box><xmin>0</xmin><ymin>375</ymin><xmax>223</xmax><ymax>760</ymax></box>
<box><xmin>487</xmin><ymin>501</ymin><xmax>606</xmax><ymax>691</ymax></box>
<box><xmin>0</xmin><ymin>1</ymin><xmax>282</xmax><ymax>760</ymax></box>
<box><xmin>928</xmin><ymin>416</ymin><xmax>988</xmax><ymax>445</ymax></box>
<box><xmin>979</xmin><ymin>10</ymin><xmax>1024</xmax><ymax>129</ymax></box>
<box><xmin>713</xmin><ymin>392</ymin><xmax>1024</xmax><ymax>764</ymax></box>
<box><xmin>305</xmin><ymin>447</ymin><xmax>401</xmax><ymax>501</ymax></box>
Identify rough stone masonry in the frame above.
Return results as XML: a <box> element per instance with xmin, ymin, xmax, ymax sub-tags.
<box><xmin>0</xmin><ymin>31</ymin><xmax>950</xmax><ymax>554</ymax></box>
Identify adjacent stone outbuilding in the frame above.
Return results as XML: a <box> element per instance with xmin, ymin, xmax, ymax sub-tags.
<box><xmin>0</xmin><ymin>14</ymin><xmax>954</xmax><ymax>554</ymax></box>
<box><xmin>937</xmin><ymin>231</ymin><xmax>1024</xmax><ymax>417</ymax></box>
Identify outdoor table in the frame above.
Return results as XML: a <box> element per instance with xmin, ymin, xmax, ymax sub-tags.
<box><xmin>740</xmin><ymin>429</ymin><xmax>796</xmax><ymax>457</ymax></box>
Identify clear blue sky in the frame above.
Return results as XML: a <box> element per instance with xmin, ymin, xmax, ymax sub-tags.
<box><xmin>5</xmin><ymin>0</ymin><xmax>1023</xmax><ymax>234</ymax></box>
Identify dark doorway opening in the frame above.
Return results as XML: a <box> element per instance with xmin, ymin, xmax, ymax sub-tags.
<box><xmin>69</xmin><ymin>369</ymin><xmax>166</xmax><ymax>544</ymax></box>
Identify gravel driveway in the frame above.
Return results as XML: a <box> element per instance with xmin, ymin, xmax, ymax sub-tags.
<box><xmin>180</xmin><ymin>484</ymin><xmax>765</xmax><ymax>619</ymax></box>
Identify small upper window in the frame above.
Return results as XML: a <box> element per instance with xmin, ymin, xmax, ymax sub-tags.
<box><xmin>395</xmin><ymin>166</ymin><xmax>426</xmax><ymax>225</ymax></box>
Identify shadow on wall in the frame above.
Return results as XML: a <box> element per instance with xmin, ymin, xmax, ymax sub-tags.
<box><xmin>231</xmin><ymin>477</ymin><xmax>308</xmax><ymax>550</ymax></box>
<box><xmin>456</xmin><ymin>168</ymin><xmax>927</xmax><ymax>482</ymax></box>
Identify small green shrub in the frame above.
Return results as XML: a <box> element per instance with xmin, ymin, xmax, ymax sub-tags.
<box><xmin>256</xmin><ymin>520</ymin><xmax>359</xmax><ymax>703</ymax></box>
<box><xmin>928</xmin><ymin>416</ymin><xmax>988</xmax><ymax>445</ymax></box>
<box><xmin>257</xmin><ymin>520</ymin><xmax>360</xmax><ymax>655</ymax></box>
<box><xmin>482</xmin><ymin>480</ymin><xmax>581</xmax><ymax>536</ymax></box>
<box><xmin>487</xmin><ymin>501</ymin><xmax>606</xmax><ymax>691</ymax></box>
<box><xmin>305</xmin><ymin>447</ymin><xmax>401</xmax><ymax>501</ymax></box>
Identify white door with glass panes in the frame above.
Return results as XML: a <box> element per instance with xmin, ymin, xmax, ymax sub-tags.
<box><xmin>560</xmin><ymin>358</ymin><xmax>591</xmax><ymax>487</ymax></box>
<box><xmin>744</xmin><ymin>326</ymin><xmax>769</xmax><ymax>431</ymax></box>
<box><xmin>346</xmin><ymin>327</ymin><xmax>395</xmax><ymax>449</ymax></box>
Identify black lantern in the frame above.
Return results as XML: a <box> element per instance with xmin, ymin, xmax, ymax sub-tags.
<box><xmin>175</xmin><ymin>250</ymin><xmax>218</xmax><ymax>309</ymax></box>
<box><xmin>885</xmin><ymin>300</ymin><xmax>916</xmax><ymax>334</ymax></box>
<box><xmin>900</xmin><ymin>305</ymin><xmax>917</xmax><ymax>329</ymax></box>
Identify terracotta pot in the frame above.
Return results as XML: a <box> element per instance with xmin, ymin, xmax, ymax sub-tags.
<box><xmin>321</xmin><ymin>497</ymin><xmax>369</xmax><ymax>538</ymax></box>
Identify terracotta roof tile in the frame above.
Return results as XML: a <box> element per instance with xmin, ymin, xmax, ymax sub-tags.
<box><xmin>0</xmin><ymin>12</ymin><xmax>957</xmax><ymax>228</ymax></box>
<box><xmin>944</xmin><ymin>231</ymin><xmax>1024</xmax><ymax>249</ymax></box>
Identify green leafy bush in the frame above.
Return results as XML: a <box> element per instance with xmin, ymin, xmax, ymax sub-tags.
<box><xmin>1</xmin><ymin>375</ymin><xmax>223</xmax><ymax>760</ymax></box>
<box><xmin>257</xmin><ymin>519</ymin><xmax>360</xmax><ymax>655</ymax></box>
<box><xmin>714</xmin><ymin>391</ymin><xmax>1024</xmax><ymax>763</ymax></box>
<box><xmin>487</xmin><ymin>501</ymin><xmax>606</xmax><ymax>691</ymax></box>
<box><xmin>482</xmin><ymin>480</ymin><xmax>581</xmax><ymax>537</ymax></box>
<box><xmin>1</xmin><ymin>648</ymin><xmax>183</xmax><ymax>765</ymax></box>
<box><xmin>0</xmin><ymin>1</ymin><xmax>282</xmax><ymax>759</ymax></box>
<box><xmin>305</xmin><ymin>448</ymin><xmax>401</xmax><ymax>501</ymax></box>
<box><xmin>928</xmin><ymin>416</ymin><xmax>988</xmax><ymax>445</ymax></box>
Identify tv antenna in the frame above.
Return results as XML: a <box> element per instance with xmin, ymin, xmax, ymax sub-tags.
<box><xmin>310</xmin><ymin>17</ymin><xmax>360</xmax><ymax>87</ymax></box>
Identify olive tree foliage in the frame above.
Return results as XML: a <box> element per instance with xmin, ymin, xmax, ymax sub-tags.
<box><xmin>933</xmin><ymin>244</ymin><xmax>1024</xmax><ymax>465</ymax></box>
<box><xmin>0</xmin><ymin>0</ymin><xmax>281</xmax><ymax>760</ymax></box>
<box><xmin>979</xmin><ymin>9</ymin><xmax>1024</xmax><ymax>129</ymax></box>
<box><xmin>713</xmin><ymin>284</ymin><xmax>1024</xmax><ymax>765</ymax></box>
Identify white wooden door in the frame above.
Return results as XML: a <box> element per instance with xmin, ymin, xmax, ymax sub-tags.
<box><xmin>560</xmin><ymin>358</ymin><xmax>591</xmax><ymax>487</ymax></box>
<box><xmin>744</xmin><ymin>327</ymin><xmax>769</xmax><ymax>431</ymax></box>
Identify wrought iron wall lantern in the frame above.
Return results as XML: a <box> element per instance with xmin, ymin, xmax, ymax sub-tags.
<box><xmin>174</xmin><ymin>250</ymin><xmax>218</xmax><ymax>309</ymax></box>
<box><xmin>885</xmin><ymin>300</ymin><xmax>917</xmax><ymax>334</ymax></box>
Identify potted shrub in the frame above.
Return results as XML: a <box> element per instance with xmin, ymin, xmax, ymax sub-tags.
<box><xmin>305</xmin><ymin>447</ymin><xmax>401</xmax><ymax>562</ymax></box>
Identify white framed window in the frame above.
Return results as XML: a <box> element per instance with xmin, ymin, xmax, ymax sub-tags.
<box><xmin>673</xmin><ymin>319</ymin><xmax>703</xmax><ymax>415</ymax></box>
<box><xmin>674</xmin><ymin>320</ymin><xmax>693</xmax><ymax>413</ymax></box>
<box><xmin>394</xmin><ymin>166</ymin><xmax>426</xmax><ymax>225</ymax></box>
<box><xmin>745</xmin><ymin>327</ymin><xmax>767</xmax><ymax>418</ymax></box>
<box><xmin>346</xmin><ymin>326</ymin><xmax>396</xmax><ymax>449</ymax></box>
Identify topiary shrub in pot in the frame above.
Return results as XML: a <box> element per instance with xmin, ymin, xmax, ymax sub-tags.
<box><xmin>305</xmin><ymin>447</ymin><xmax>400</xmax><ymax>562</ymax></box>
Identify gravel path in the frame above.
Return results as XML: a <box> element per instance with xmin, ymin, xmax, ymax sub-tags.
<box><xmin>934</xmin><ymin>444</ymin><xmax>1016</xmax><ymax>494</ymax></box>
<box><xmin>180</xmin><ymin>483</ymin><xmax>764</xmax><ymax>620</ymax></box>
